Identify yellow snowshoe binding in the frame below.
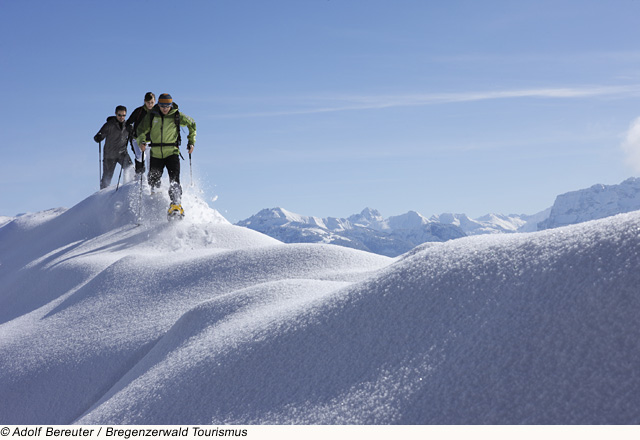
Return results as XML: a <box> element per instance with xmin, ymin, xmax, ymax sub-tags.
<box><xmin>167</xmin><ymin>203</ymin><xmax>185</xmax><ymax>220</ymax></box>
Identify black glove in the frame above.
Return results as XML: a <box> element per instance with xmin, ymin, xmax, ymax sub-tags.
<box><xmin>94</xmin><ymin>134</ymin><xmax>101</xmax><ymax>143</ymax></box>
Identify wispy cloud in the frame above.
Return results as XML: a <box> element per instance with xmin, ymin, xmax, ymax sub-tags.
<box><xmin>208</xmin><ymin>84</ymin><xmax>640</xmax><ymax>119</ymax></box>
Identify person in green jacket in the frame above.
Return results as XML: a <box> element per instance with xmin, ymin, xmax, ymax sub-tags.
<box><xmin>136</xmin><ymin>93</ymin><xmax>196</xmax><ymax>218</ymax></box>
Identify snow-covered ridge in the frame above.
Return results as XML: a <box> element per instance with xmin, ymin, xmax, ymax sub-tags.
<box><xmin>430</xmin><ymin>211</ymin><xmax>545</xmax><ymax>234</ymax></box>
<box><xmin>539</xmin><ymin>177</ymin><xmax>640</xmax><ymax>230</ymax></box>
<box><xmin>0</xmin><ymin>215</ymin><xmax>15</xmax><ymax>228</ymax></box>
<box><xmin>1</xmin><ymin>182</ymin><xmax>640</xmax><ymax>424</ymax></box>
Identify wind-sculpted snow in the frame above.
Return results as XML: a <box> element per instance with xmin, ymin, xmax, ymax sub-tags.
<box><xmin>0</xmin><ymin>183</ymin><xmax>390</xmax><ymax>424</ymax></box>
<box><xmin>1</xmin><ymin>183</ymin><xmax>639</xmax><ymax>424</ymax></box>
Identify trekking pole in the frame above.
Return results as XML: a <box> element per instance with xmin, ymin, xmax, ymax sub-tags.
<box><xmin>98</xmin><ymin>141</ymin><xmax>102</xmax><ymax>189</ymax></box>
<box><xmin>115</xmin><ymin>153</ymin><xmax>124</xmax><ymax>192</ymax></box>
<box><xmin>115</xmin><ymin>167</ymin><xmax>123</xmax><ymax>192</ymax></box>
<box><xmin>137</xmin><ymin>151</ymin><xmax>144</xmax><ymax>225</ymax></box>
<box><xmin>189</xmin><ymin>152</ymin><xmax>193</xmax><ymax>187</ymax></box>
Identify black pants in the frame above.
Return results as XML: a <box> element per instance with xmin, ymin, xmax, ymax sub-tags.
<box><xmin>148</xmin><ymin>154</ymin><xmax>182</xmax><ymax>204</ymax></box>
<box><xmin>101</xmin><ymin>154</ymin><xmax>133</xmax><ymax>189</ymax></box>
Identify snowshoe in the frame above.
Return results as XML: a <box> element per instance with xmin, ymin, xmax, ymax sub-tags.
<box><xmin>167</xmin><ymin>204</ymin><xmax>185</xmax><ymax>221</ymax></box>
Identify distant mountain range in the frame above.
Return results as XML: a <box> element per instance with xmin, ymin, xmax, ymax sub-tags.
<box><xmin>237</xmin><ymin>177</ymin><xmax>640</xmax><ymax>257</ymax></box>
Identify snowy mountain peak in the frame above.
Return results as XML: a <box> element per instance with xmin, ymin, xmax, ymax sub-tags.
<box><xmin>238</xmin><ymin>207</ymin><xmax>327</xmax><ymax>229</ymax></box>
<box><xmin>430</xmin><ymin>212</ymin><xmax>469</xmax><ymax>225</ymax></box>
<box><xmin>266</xmin><ymin>207</ymin><xmax>293</xmax><ymax>218</ymax></box>
<box><xmin>359</xmin><ymin>207</ymin><xmax>383</xmax><ymax>219</ymax></box>
<box><xmin>387</xmin><ymin>210</ymin><xmax>430</xmax><ymax>230</ymax></box>
<box><xmin>431</xmin><ymin>212</ymin><xmax>535</xmax><ymax>235</ymax></box>
<box><xmin>539</xmin><ymin>176</ymin><xmax>640</xmax><ymax>230</ymax></box>
<box><xmin>346</xmin><ymin>207</ymin><xmax>386</xmax><ymax>229</ymax></box>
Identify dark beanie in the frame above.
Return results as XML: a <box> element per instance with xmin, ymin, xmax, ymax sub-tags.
<box><xmin>158</xmin><ymin>93</ymin><xmax>173</xmax><ymax>106</ymax></box>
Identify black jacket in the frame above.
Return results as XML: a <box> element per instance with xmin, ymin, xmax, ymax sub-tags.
<box><xmin>126</xmin><ymin>105</ymin><xmax>149</xmax><ymax>138</ymax></box>
<box><xmin>94</xmin><ymin>116</ymin><xmax>130</xmax><ymax>159</ymax></box>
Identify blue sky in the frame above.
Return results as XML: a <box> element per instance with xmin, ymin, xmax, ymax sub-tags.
<box><xmin>2</xmin><ymin>0</ymin><xmax>640</xmax><ymax>222</ymax></box>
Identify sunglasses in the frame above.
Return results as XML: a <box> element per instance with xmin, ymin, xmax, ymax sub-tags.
<box><xmin>159</xmin><ymin>104</ymin><xmax>172</xmax><ymax>108</ymax></box>
<box><xmin>116</xmin><ymin>113</ymin><xmax>126</xmax><ymax>117</ymax></box>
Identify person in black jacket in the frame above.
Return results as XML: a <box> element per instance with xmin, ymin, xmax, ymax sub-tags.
<box><xmin>126</xmin><ymin>92</ymin><xmax>156</xmax><ymax>175</ymax></box>
<box><xmin>94</xmin><ymin>106</ymin><xmax>133</xmax><ymax>189</ymax></box>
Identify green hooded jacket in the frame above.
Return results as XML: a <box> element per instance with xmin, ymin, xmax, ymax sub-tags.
<box><xmin>136</xmin><ymin>103</ymin><xmax>196</xmax><ymax>159</ymax></box>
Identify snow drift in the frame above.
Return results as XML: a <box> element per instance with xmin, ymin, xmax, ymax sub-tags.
<box><xmin>1</xmin><ymin>182</ymin><xmax>639</xmax><ymax>424</ymax></box>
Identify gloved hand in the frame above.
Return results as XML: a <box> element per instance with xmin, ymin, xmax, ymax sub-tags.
<box><xmin>94</xmin><ymin>134</ymin><xmax>101</xmax><ymax>143</ymax></box>
<box><xmin>187</xmin><ymin>144</ymin><xmax>194</xmax><ymax>154</ymax></box>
